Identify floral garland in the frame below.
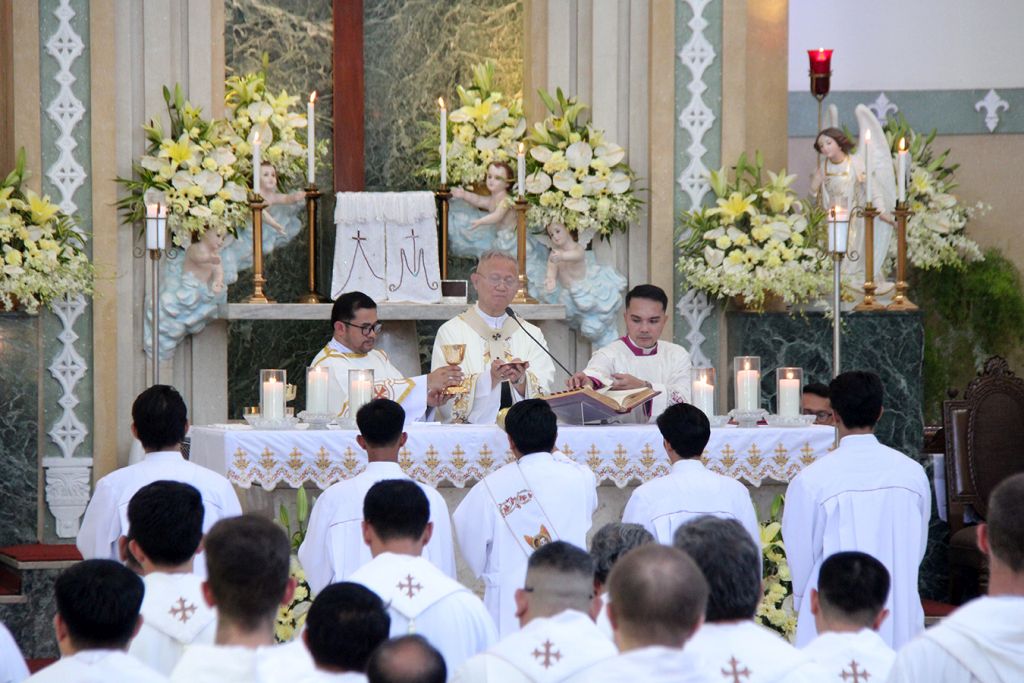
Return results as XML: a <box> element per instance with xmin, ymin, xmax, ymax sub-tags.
<box><xmin>523</xmin><ymin>89</ymin><xmax>639</xmax><ymax>238</ymax></box>
<box><xmin>883</xmin><ymin>115</ymin><xmax>984</xmax><ymax>271</ymax></box>
<box><xmin>117</xmin><ymin>84</ymin><xmax>250</xmax><ymax>246</ymax></box>
<box><xmin>758</xmin><ymin>495</ymin><xmax>797</xmax><ymax>641</ymax></box>
<box><xmin>275</xmin><ymin>486</ymin><xmax>314</xmax><ymax>643</ymax></box>
<box><xmin>0</xmin><ymin>150</ymin><xmax>94</xmax><ymax>313</ymax></box>
<box><xmin>422</xmin><ymin>61</ymin><xmax>526</xmax><ymax>187</ymax></box>
<box><xmin>678</xmin><ymin>153</ymin><xmax>829</xmax><ymax>309</ymax></box>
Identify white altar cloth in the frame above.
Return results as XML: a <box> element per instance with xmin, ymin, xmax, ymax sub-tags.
<box><xmin>189</xmin><ymin>423</ymin><xmax>835</xmax><ymax>490</ymax></box>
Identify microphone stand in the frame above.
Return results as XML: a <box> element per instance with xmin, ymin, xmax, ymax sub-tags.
<box><xmin>505</xmin><ymin>307</ymin><xmax>574</xmax><ymax>377</ymax></box>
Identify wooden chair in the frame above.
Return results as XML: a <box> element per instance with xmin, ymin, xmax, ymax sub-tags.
<box><xmin>942</xmin><ymin>356</ymin><xmax>1024</xmax><ymax>603</ymax></box>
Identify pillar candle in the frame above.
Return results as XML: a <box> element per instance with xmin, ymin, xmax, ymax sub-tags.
<box><xmin>252</xmin><ymin>132</ymin><xmax>262</xmax><ymax>195</ymax></box>
<box><xmin>864</xmin><ymin>129</ymin><xmax>872</xmax><ymax>205</ymax></box>
<box><xmin>145</xmin><ymin>204</ymin><xmax>167</xmax><ymax>250</ymax></box>
<box><xmin>898</xmin><ymin>138</ymin><xmax>908</xmax><ymax>204</ymax></box>
<box><xmin>778</xmin><ymin>375</ymin><xmax>801</xmax><ymax>417</ymax></box>
<box><xmin>736</xmin><ymin>368</ymin><xmax>760</xmax><ymax>411</ymax></box>
<box><xmin>262</xmin><ymin>376</ymin><xmax>285</xmax><ymax>420</ymax></box>
<box><xmin>691</xmin><ymin>379</ymin><xmax>715</xmax><ymax>418</ymax></box>
<box><xmin>829</xmin><ymin>206</ymin><xmax>849</xmax><ymax>253</ymax></box>
<box><xmin>439</xmin><ymin>98</ymin><xmax>447</xmax><ymax>187</ymax></box>
<box><xmin>307</xmin><ymin>92</ymin><xmax>316</xmax><ymax>186</ymax></box>
<box><xmin>517</xmin><ymin>143</ymin><xmax>526</xmax><ymax>197</ymax></box>
<box><xmin>306</xmin><ymin>366</ymin><xmax>329</xmax><ymax>414</ymax></box>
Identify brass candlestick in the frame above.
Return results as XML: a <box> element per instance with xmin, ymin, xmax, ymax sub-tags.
<box><xmin>853</xmin><ymin>203</ymin><xmax>885</xmax><ymax>311</ymax></box>
<box><xmin>888</xmin><ymin>202</ymin><xmax>918</xmax><ymax>311</ymax></box>
<box><xmin>298</xmin><ymin>184</ymin><xmax>326</xmax><ymax>304</ymax></box>
<box><xmin>512</xmin><ymin>196</ymin><xmax>537</xmax><ymax>304</ymax></box>
<box><xmin>244</xmin><ymin>194</ymin><xmax>274</xmax><ymax>304</ymax></box>
<box><xmin>435</xmin><ymin>186</ymin><xmax>451</xmax><ymax>280</ymax></box>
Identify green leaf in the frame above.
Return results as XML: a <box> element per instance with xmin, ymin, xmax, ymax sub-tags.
<box><xmin>296</xmin><ymin>486</ymin><xmax>309</xmax><ymax>524</ymax></box>
<box><xmin>278</xmin><ymin>503</ymin><xmax>291</xmax><ymax>532</ymax></box>
<box><xmin>537</xmin><ymin>89</ymin><xmax>558</xmax><ymax>115</ymax></box>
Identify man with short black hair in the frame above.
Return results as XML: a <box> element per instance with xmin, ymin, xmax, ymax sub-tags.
<box><xmin>622</xmin><ymin>403</ymin><xmax>759</xmax><ymax>546</ymax></box>
<box><xmin>312</xmin><ymin>292</ymin><xmax>462</xmax><ymax>418</ymax></box>
<box><xmin>367</xmin><ymin>636</ymin><xmax>446</xmax><ymax>683</ymax></box>
<box><xmin>349</xmin><ymin>480</ymin><xmax>495</xmax><ymax>674</ymax></box>
<box><xmin>801</xmin><ymin>382</ymin><xmax>833</xmax><ymax>425</ymax></box>
<box><xmin>675</xmin><ymin>516</ymin><xmax>826</xmax><ymax>682</ymax></box>
<box><xmin>77</xmin><ymin>385</ymin><xmax>242</xmax><ymax>577</ymax></box>
<box><xmin>453</xmin><ymin>541</ymin><xmax>615</xmax><ymax>682</ymax></box>
<box><xmin>454</xmin><ymin>399</ymin><xmax>597</xmax><ymax>635</ymax></box>
<box><xmin>782</xmin><ymin>370</ymin><xmax>929</xmax><ymax>648</ymax></box>
<box><xmin>801</xmin><ymin>551</ymin><xmax>895</xmax><ymax>681</ymax></box>
<box><xmin>889</xmin><ymin>472</ymin><xmax>1024</xmax><ymax>682</ymax></box>
<box><xmin>588</xmin><ymin>522</ymin><xmax>655</xmax><ymax>639</ymax></box>
<box><xmin>299</xmin><ymin>400</ymin><xmax>455</xmax><ymax>592</ymax></box>
<box><xmin>300</xmin><ymin>582</ymin><xmax>390</xmax><ymax>681</ymax></box>
<box><xmin>123</xmin><ymin>481</ymin><xmax>217</xmax><ymax>675</ymax></box>
<box><xmin>170</xmin><ymin>515</ymin><xmax>297</xmax><ymax>682</ymax></box>
<box><xmin>566</xmin><ymin>284</ymin><xmax>691</xmax><ymax>421</ymax></box>
<box><xmin>27</xmin><ymin>559</ymin><xmax>165</xmax><ymax>682</ymax></box>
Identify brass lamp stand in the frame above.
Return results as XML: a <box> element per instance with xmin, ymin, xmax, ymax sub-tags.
<box><xmin>887</xmin><ymin>202</ymin><xmax>918</xmax><ymax>311</ymax></box>
<box><xmin>511</xmin><ymin>196</ymin><xmax>536</xmax><ymax>304</ymax></box>
<box><xmin>244</xmin><ymin>193</ymin><xmax>274</xmax><ymax>304</ymax></box>
<box><xmin>298</xmin><ymin>184</ymin><xmax>327</xmax><ymax>303</ymax></box>
<box><xmin>853</xmin><ymin>203</ymin><xmax>885</xmax><ymax>312</ymax></box>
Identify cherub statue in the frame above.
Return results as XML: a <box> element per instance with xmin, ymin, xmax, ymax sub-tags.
<box><xmin>449</xmin><ymin>160</ymin><xmax>517</xmax><ymax>258</ymax></box>
<box><xmin>183</xmin><ymin>228</ymin><xmax>226</xmax><ymax>294</ymax></box>
<box><xmin>809</xmin><ymin>104</ymin><xmax>897</xmax><ymax>294</ymax></box>
<box><xmin>536</xmin><ymin>221</ymin><xmax>627</xmax><ymax>348</ymax></box>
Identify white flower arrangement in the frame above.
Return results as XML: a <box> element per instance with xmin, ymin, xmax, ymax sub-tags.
<box><xmin>884</xmin><ymin>116</ymin><xmax>984</xmax><ymax>271</ymax></box>
<box><xmin>524</xmin><ymin>89</ymin><xmax>640</xmax><ymax>237</ymax></box>
<box><xmin>117</xmin><ymin>85</ymin><xmax>250</xmax><ymax>246</ymax></box>
<box><xmin>678</xmin><ymin>153</ymin><xmax>829</xmax><ymax>310</ymax></box>
<box><xmin>758</xmin><ymin>496</ymin><xmax>797</xmax><ymax>641</ymax></box>
<box><xmin>0</xmin><ymin>150</ymin><xmax>94</xmax><ymax>313</ymax></box>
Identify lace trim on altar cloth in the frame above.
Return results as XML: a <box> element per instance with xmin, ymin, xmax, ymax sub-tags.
<box><xmin>334</xmin><ymin>191</ymin><xmax>436</xmax><ymax>225</ymax></box>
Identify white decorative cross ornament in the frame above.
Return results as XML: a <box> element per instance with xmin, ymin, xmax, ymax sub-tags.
<box><xmin>867</xmin><ymin>92</ymin><xmax>899</xmax><ymax>124</ymax></box>
<box><xmin>975</xmin><ymin>89</ymin><xmax>1009</xmax><ymax>133</ymax></box>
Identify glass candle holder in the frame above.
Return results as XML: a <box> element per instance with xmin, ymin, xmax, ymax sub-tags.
<box><xmin>691</xmin><ymin>367</ymin><xmax>717</xmax><ymax>418</ymax></box>
<box><xmin>306</xmin><ymin>365</ymin><xmax>331</xmax><ymax>414</ymax></box>
<box><xmin>776</xmin><ymin>367</ymin><xmax>804</xmax><ymax>418</ymax></box>
<box><xmin>260</xmin><ymin>369</ymin><xmax>287</xmax><ymax>420</ymax></box>
<box><xmin>348</xmin><ymin>369</ymin><xmax>375</xmax><ymax>417</ymax></box>
<box><xmin>733</xmin><ymin>356</ymin><xmax>761</xmax><ymax>412</ymax></box>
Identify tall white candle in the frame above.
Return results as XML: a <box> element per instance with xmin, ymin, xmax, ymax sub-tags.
<box><xmin>897</xmin><ymin>137</ymin><xmax>907</xmax><ymax>204</ymax></box>
<box><xmin>145</xmin><ymin>204</ymin><xmax>167</xmax><ymax>250</ymax></box>
<box><xmin>778</xmin><ymin>374</ymin><xmax>801</xmax><ymax>417</ymax></box>
<box><xmin>252</xmin><ymin>131</ymin><xmax>262</xmax><ymax>196</ymax></box>
<box><xmin>306</xmin><ymin>366</ymin><xmax>329</xmax><ymax>414</ymax></box>
<box><xmin>262</xmin><ymin>376</ymin><xmax>285</xmax><ymax>420</ymax></box>
<box><xmin>517</xmin><ymin>142</ymin><xmax>526</xmax><ymax>197</ymax></box>
<box><xmin>829</xmin><ymin>205</ymin><xmax>849</xmax><ymax>253</ymax></box>
<box><xmin>736</xmin><ymin>367</ymin><xmax>760</xmax><ymax>411</ymax></box>
<box><xmin>864</xmin><ymin>129</ymin><xmax>872</xmax><ymax>206</ymax></box>
<box><xmin>692</xmin><ymin>379</ymin><xmax>715</xmax><ymax>418</ymax></box>
<box><xmin>307</xmin><ymin>91</ymin><xmax>317</xmax><ymax>186</ymax></box>
<box><xmin>348</xmin><ymin>369</ymin><xmax>375</xmax><ymax>417</ymax></box>
<box><xmin>439</xmin><ymin>98</ymin><xmax>447</xmax><ymax>187</ymax></box>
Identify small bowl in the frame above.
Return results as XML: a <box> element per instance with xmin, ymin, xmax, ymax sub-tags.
<box><xmin>765</xmin><ymin>414</ymin><xmax>817</xmax><ymax>427</ymax></box>
<box><xmin>708</xmin><ymin>414</ymin><xmax>731</xmax><ymax>428</ymax></box>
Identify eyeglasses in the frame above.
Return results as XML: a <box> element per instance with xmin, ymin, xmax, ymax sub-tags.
<box><xmin>341</xmin><ymin>320</ymin><xmax>383</xmax><ymax>336</ymax></box>
<box><xmin>803</xmin><ymin>409</ymin><xmax>833</xmax><ymax>423</ymax></box>
<box><xmin>481</xmin><ymin>274</ymin><xmax>518</xmax><ymax>288</ymax></box>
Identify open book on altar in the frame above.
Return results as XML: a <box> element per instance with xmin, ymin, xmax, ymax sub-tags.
<box><xmin>538</xmin><ymin>386</ymin><xmax>661</xmax><ymax>425</ymax></box>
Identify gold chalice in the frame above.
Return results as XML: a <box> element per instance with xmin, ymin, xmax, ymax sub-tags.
<box><xmin>441</xmin><ymin>344</ymin><xmax>469</xmax><ymax>395</ymax></box>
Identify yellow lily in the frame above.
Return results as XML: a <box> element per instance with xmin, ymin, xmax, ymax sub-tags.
<box><xmin>24</xmin><ymin>189</ymin><xmax>60</xmax><ymax>226</ymax></box>
<box><xmin>159</xmin><ymin>134</ymin><xmax>196</xmax><ymax>167</ymax></box>
<box><xmin>709</xmin><ymin>191</ymin><xmax>757</xmax><ymax>224</ymax></box>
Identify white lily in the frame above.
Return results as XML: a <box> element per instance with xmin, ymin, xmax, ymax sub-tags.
<box><xmin>595</xmin><ymin>143</ymin><xmax>625</xmax><ymax>167</ymax></box>
<box><xmin>171</xmin><ymin>170</ymin><xmax>195</xmax><ymax>191</ymax></box>
<box><xmin>525</xmin><ymin>172</ymin><xmax>552</xmax><ymax>194</ymax></box>
<box><xmin>196</xmin><ymin>170</ymin><xmax>224</xmax><ymax>196</ymax></box>
<box><xmin>566</xmin><ymin>141</ymin><xmax>593</xmax><ymax>170</ymax></box>
<box><xmin>565</xmin><ymin>197</ymin><xmax>590</xmax><ymax>212</ymax></box>
<box><xmin>140</xmin><ymin>155</ymin><xmax>165</xmax><ymax>172</ymax></box>
<box><xmin>475</xmin><ymin>136</ymin><xmax>500</xmax><ymax>151</ymax></box>
<box><xmin>703</xmin><ymin>246</ymin><xmax>725</xmax><ymax>267</ymax></box>
<box><xmin>530</xmin><ymin>146</ymin><xmax>552</xmax><ymax>163</ymax></box>
<box><xmin>246</xmin><ymin>101</ymin><xmax>274</xmax><ymax>123</ymax></box>
<box><xmin>582</xmin><ymin>175</ymin><xmax>607</xmax><ymax>195</ymax></box>
<box><xmin>608</xmin><ymin>171</ymin><xmax>630</xmax><ymax>194</ymax></box>
<box><xmin>552</xmin><ymin>170</ymin><xmax>576</xmax><ymax>192</ymax></box>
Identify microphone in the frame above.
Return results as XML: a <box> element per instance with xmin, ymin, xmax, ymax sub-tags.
<box><xmin>504</xmin><ymin>307</ymin><xmax>574</xmax><ymax>377</ymax></box>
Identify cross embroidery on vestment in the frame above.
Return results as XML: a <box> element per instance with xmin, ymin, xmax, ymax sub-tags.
<box><xmin>721</xmin><ymin>656</ymin><xmax>751</xmax><ymax>682</ymax></box>
<box><xmin>531</xmin><ymin>639</ymin><xmax>562</xmax><ymax>669</ymax></box>
<box><xmin>169</xmin><ymin>597</ymin><xmax>197</xmax><ymax>623</ymax></box>
<box><xmin>840</xmin><ymin>660</ymin><xmax>871</xmax><ymax>682</ymax></box>
<box><xmin>397</xmin><ymin>574</ymin><xmax>423</xmax><ymax>598</ymax></box>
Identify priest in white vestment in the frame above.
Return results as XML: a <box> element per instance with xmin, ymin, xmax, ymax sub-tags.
<box><xmin>675</xmin><ymin>516</ymin><xmax>828</xmax><ymax>683</ymax></box>
<box><xmin>567</xmin><ymin>284</ymin><xmax>691</xmax><ymax>422</ymax></box>
<box><xmin>349</xmin><ymin>480</ymin><xmax>497</xmax><ymax>674</ymax></box>
<box><xmin>28</xmin><ymin>559</ymin><xmax>166</xmax><ymax>683</ymax></box>
<box><xmin>298</xmin><ymin>399</ymin><xmax>455</xmax><ymax>593</ymax></box>
<box><xmin>622</xmin><ymin>403</ymin><xmax>759</xmax><ymax>546</ymax></box>
<box><xmin>801</xmin><ymin>552</ymin><xmax>895</xmax><ymax>682</ymax></box>
<box><xmin>887</xmin><ymin>473</ymin><xmax>1024</xmax><ymax>683</ymax></box>
<box><xmin>170</xmin><ymin>516</ymin><xmax>308</xmax><ymax>683</ymax></box>
<box><xmin>310</xmin><ymin>291</ymin><xmax>463</xmax><ymax>419</ymax></box>
<box><xmin>431</xmin><ymin>251</ymin><xmax>555</xmax><ymax>424</ymax></box>
<box><xmin>0</xmin><ymin>621</ymin><xmax>28</xmax><ymax>683</ymax></box>
<box><xmin>121</xmin><ymin>482</ymin><xmax>216</xmax><ymax>675</ymax></box>
<box><xmin>579</xmin><ymin>544</ymin><xmax>711</xmax><ymax>683</ymax></box>
<box><xmin>452</xmin><ymin>541</ymin><xmax>615</xmax><ymax>683</ymax></box>
<box><xmin>781</xmin><ymin>372</ymin><xmax>930</xmax><ymax>649</ymax></box>
<box><xmin>453</xmin><ymin>400</ymin><xmax>598</xmax><ymax>636</ymax></box>
<box><xmin>77</xmin><ymin>385</ymin><xmax>242</xmax><ymax>578</ymax></box>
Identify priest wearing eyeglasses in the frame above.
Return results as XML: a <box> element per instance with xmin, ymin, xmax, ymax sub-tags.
<box><xmin>311</xmin><ymin>291</ymin><xmax>464</xmax><ymax>420</ymax></box>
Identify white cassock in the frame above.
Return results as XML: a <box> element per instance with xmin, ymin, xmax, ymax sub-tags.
<box><xmin>295</xmin><ymin>672</ymin><xmax>367</xmax><ymax>683</ymax></box>
<box><xmin>686</xmin><ymin>621</ymin><xmax>828</xmax><ymax>683</ymax></box>
<box><xmin>781</xmin><ymin>434</ymin><xmax>930</xmax><ymax>649</ymax></box>
<box><xmin>801</xmin><ymin>629</ymin><xmax>895</xmax><ymax>682</ymax></box>
<box><xmin>27</xmin><ymin>650</ymin><xmax>167</xmax><ymax>683</ymax></box>
<box><xmin>349</xmin><ymin>552</ymin><xmax>497</xmax><ymax>674</ymax></box>
<box><xmin>621</xmin><ymin>458</ymin><xmax>760</xmax><ymax>547</ymax></box>
<box><xmin>575</xmin><ymin>646</ymin><xmax>710</xmax><ymax>683</ymax></box>
<box><xmin>453</xmin><ymin>451</ymin><xmax>598</xmax><ymax>636</ymax></box>
<box><xmin>0</xmin><ymin>621</ymin><xmax>28</xmax><ymax>683</ymax></box>
<box><xmin>581</xmin><ymin>336</ymin><xmax>692</xmax><ymax>422</ymax></box>
<box><xmin>886</xmin><ymin>595</ymin><xmax>1024</xmax><ymax>683</ymax></box>
<box><xmin>311</xmin><ymin>339</ymin><xmax>429</xmax><ymax>419</ymax></box>
<box><xmin>128</xmin><ymin>572</ymin><xmax>217</xmax><ymax>675</ymax></box>
<box><xmin>452</xmin><ymin>609</ymin><xmax>616</xmax><ymax>683</ymax></box>
<box><xmin>431</xmin><ymin>305</ymin><xmax>554</xmax><ymax>424</ymax></box>
<box><xmin>297</xmin><ymin>460</ymin><xmax>455</xmax><ymax>595</ymax></box>
<box><xmin>171</xmin><ymin>643</ymin><xmax>310</xmax><ymax>683</ymax></box>
<box><xmin>76</xmin><ymin>451</ymin><xmax>243</xmax><ymax>578</ymax></box>
<box><xmin>595</xmin><ymin>593</ymin><xmax>613</xmax><ymax>640</ymax></box>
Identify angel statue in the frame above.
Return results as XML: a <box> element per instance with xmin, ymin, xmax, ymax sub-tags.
<box><xmin>536</xmin><ymin>221</ymin><xmax>627</xmax><ymax>349</ymax></box>
<box><xmin>809</xmin><ymin>104</ymin><xmax>897</xmax><ymax>295</ymax></box>
<box><xmin>449</xmin><ymin>160</ymin><xmax>517</xmax><ymax>257</ymax></box>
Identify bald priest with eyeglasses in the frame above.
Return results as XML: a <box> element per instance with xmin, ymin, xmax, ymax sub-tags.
<box><xmin>311</xmin><ymin>291</ymin><xmax>464</xmax><ymax>420</ymax></box>
<box><xmin>431</xmin><ymin>250</ymin><xmax>555</xmax><ymax>424</ymax></box>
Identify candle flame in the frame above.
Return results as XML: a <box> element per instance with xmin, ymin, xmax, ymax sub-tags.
<box><xmin>267</xmin><ymin>376</ymin><xmax>278</xmax><ymax>384</ymax></box>
<box><xmin>518</xmin><ymin>142</ymin><xmax>525</xmax><ymax>155</ymax></box>
<box><xmin>865</xmin><ymin>129</ymin><xmax>871</xmax><ymax>141</ymax></box>
<box><xmin>787</xmin><ymin>370</ymin><xmax>794</xmax><ymax>380</ymax></box>
<box><xmin>253</xmin><ymin>130</ymin><xmax>261</xmax><ymax>145</ymax></box>
<box><xmin>818</xmin><ymin>47</ymin><xmax>824</xmax><ymax>53</ymax></box>
<box><xmin>744</xmin><ymin>360</ymin><xmax>750</xmax><ymax>371</ymax></box>
<box><xmin>310</xmin><ymin>91</ymin><xmax>317</xmax><ymax>104</ymax></box>
<box><xmin>438</xmin><ymin>97</ymin><xmax>445</xmax><ymax>109</ymax></box>
<box><xmin>899</xmin><ymin>137</ymin><xmax>907</xmax><ymax>152</ymax></box>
